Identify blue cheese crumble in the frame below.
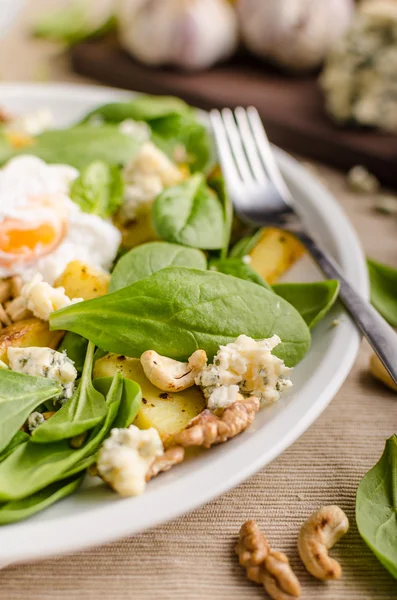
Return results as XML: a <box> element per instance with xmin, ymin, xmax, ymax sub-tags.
<box><xmin>97</xmin><ymin>425</ymin><xmax>163</xmax><ymax>497</ymax></box>
<box><xmin>7</xmin><ymin>347</ymin><xmax>78</xmax><ymax>402</ymax></box>
<box><xmin>196</xmin><ymin>334</ymin><xmax>292</xmax><ymax>411</ymax></box>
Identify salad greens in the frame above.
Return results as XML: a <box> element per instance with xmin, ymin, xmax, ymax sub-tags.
<box><xmin>50</xmin><ymin>267</ymin><xmax>311</xmax><ymax>367</ymax></box>
<box><xmin>31</xmin><ymin>342</ymin><xmax>107</xmax><ymax>443</ymax></box>
<box><xmin>109</xmin><ymin>241</ymin><xmax>207</xmax><ymax>291</ymax></box>
<box><xmin>273</xmin><ymin>281</ymin><xmax>340</xmax><ymax>329</ymax></box>
<box><xmin>58</xmin><ymin>333</ymin><xmax>89</xmax><ymax>373</ymax></box>
<box><xmin>356</xmin><ymin>435</ymin><xmax>397</xmax><ymax>579</ymax></box>
<box><xmin>152</xmin><ymin>174</ymin><xmax>225</xmax><ymax>250</ymax></box>
<box><xmin>368</xmin><ymin>259</ymin><xmax>397</xmax><ymax>327</ymax></box>
<box><xmin>210</xmin><ymin>258</ymin><xmax>271</xmax><ymax>290</ymax></box>
<box><xmin>70</xmin><ymin>160</ymin><xmax>124</xmax><ymax>218</ymax></box>
<box><xmin>0</xmin><ymin>372</ymin><xmax>62</xmax><ymax>453</ymax></box>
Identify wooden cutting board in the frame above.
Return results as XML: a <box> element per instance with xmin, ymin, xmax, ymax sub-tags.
<box><xmin>71</xmin><ymin>38</ymin><xmax>397</xmax><ymax>187</ymax></box>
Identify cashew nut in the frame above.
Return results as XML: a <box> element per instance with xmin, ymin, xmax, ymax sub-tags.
<box><xmin>140</xmin><ymin>349</ymin><xmax>207</xmax><ymax>392</ymax></box>
<box><xmin>298</xmin><ymin>505</ymin><xmax>349</xmax><ymax>580</ymax></box>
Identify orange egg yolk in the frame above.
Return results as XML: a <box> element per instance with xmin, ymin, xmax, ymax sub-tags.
<box><xmin>0</xmin><ymin>196</ymin><xmax>66</xmax><ymax>266</ymax></box>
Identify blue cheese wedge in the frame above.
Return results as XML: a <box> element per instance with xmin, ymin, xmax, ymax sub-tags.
<box><xmin>321</xmin><ymin>0</ymin><xmax>397</xmax><ymax>132</ymax></box>
<box><xmin>7</xmin><ymin>347</ymin><xmax>78</xmax><ymax>402</ymax></box>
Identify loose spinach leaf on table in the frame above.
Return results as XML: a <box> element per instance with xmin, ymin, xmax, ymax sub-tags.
<box><xmin>1</xmin><ymin>125</ymin><xmax>141</xmax><ymax>170</ymax></box>
<box><xmin>109</xmin><ymin>241</ymin><xmax>207</xmax><ymax>291</ymax></box>
<box><xmin>152</xmin><ymin>174</ymin><xmax>226</xmax><ymax>250</ymax></box>
<box><xmin>0</xmin><ymin>373</ymin><xmax>123</xmax><ymax>501</ymax></box>
<box><xmin>210</xmin><ymin>258</ymin><xmax>271</xmax><ymax>290</ymax></box>
<box><xmin>58</xmin><ymin>332</ymin><xmax>88</xmax><ymax>373</ymax></box>
<box><xmin>50</xmin><ymin>267</ymin><xmax>311</xmax><ymax>367</ymax></box>
<box><xmin>356</xmin><ymin>435</ymin><xmax>397</xmax><ymax>579</ymax></box>
<box><xmin>0</xmin><ymin>475</ymin><xmax>83</xmax><ymax>525</ymax></box>
<box><xmin>81</xmin><ymin>95</ymin><xmax>211</xmax><ymax>172</ymax></box>
<box><xmin>0</xmin><ymin>371</ymin><xmax>62</xmax><ymax>453</ymax></box>
<box><xmin>272</xmin><ymin>280</ymin><xmax>340</xmax><ymax>329</ymax></box>
<box><xmin>368</xmin><ymin>259</ymin><xmax>397</xmax><ymax>327</ymax></box>
<box><xmin>70</xmin><ymin>160</ymin><xmax>124</xmax><ymax>218</ymax></box>
<box><xmin>32</xmin><ymin>342</ymin><xmax>107</xmax><ymax>443</ymax></box>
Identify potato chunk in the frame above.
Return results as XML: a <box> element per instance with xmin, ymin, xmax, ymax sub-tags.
<box><xmin>249</xmin><ymin>228</ymin><xmax>305</xmax><ymax>284</ymax></box>
<box><xmin>116</xmin><ymin>211</ymin><xmax>159</xmax><ymax>249</ymax></box>
<box><xmin>55</xmin><ymin>260</ymin><xmax>110</xmax><ymax>301</ymax></box>
<box><xmin>94</xmin><ymin>354</ymin><xmax>206</xmax><ymax>437</ymax></box>
<box><xmin>0</xmin><ymin>318</ymin><xmax>64</xmax><ymax>364</ymax></box>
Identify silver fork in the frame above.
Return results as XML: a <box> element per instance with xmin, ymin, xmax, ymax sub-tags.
<box><xmin>211</xmin><ymin>106</ymin><xmax>397</xmax><ymax>386</ymax></box>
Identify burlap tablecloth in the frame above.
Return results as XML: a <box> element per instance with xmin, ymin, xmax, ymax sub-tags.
<box><xmin>1</xmin><ymin>3</ymin><xmax>397</xmax><ymax>598</ymax></box>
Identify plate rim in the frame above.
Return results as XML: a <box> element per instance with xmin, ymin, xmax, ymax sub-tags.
<box><xmin>0</xmin><ymin>82</ymin><xmax>368</xmax><ymax>564</ymax></box>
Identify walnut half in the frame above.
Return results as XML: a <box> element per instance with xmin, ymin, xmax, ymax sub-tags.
<box><xmin>173</xmin><ymin>395</ymin><xmax>260</xmax><ymax>449</ymax></box>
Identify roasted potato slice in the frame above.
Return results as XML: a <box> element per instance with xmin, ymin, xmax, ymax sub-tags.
<box><xmin>248</xmin><ymin>227</ymin><xmax>305</xmax><ymax>284</ymax></box>
<box><xmin>55</xmin><ymin>260</ymin><xmax>110</xmax><ymax>300</ymax></box>
<box><xmin>116</xmin><ymin>210</ymin><xmax>159</xmax><ymax>250</ymax></box>
<box><xmin>0</xmin><ymin>318</ymin><xmax>64</xmax><ymax>364</ymax></box>
<box><xmin>94</xmin><ymin>354</ymin><xmax>206</xmax><ymax>437</ymax></box>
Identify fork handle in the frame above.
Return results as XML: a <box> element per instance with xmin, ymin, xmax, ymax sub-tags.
<box><xmin>296</xmin><ymin>231</ymin><xmax>397</xmax><ymax>386</ymax></box>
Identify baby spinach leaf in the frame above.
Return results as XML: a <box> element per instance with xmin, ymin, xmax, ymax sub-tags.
<box><xmin>153</xmin><ymin>174</ymin><xmax>225</xmax><ymax>250</ymax></box>
<box><xmin>272</xmin><ymin>280</ymin><xmax>340</xmax><ymax>329</ymax></box>
<box><xmin>368</xmin><ymin>259</ymin><xmax>397</xmax><ymax>327</ymax></box>
<box><xmin>50</xmin><ymin>267</ymin><xmax>311</xmax><ymax>367</ymax></box>
<box><xmin>81</xmin><ymin>96</ymin><xmax>211</xmax><ymax>172</ymax></box>
<box><xmin>0</xmin><ymin>373</ymin><xmax>123</xmax><ymax>501</ymax></box>
<box><xmin>230</xmin><ymin>229</ymin><xmax>263</xmax><ymax>258</ymax></box>
<box><xmin>93</xmin><ymin>376</ymin><xmax>142</xmax><ymax>429</ymax></box>
<box><xmin>14</xmin><ymin>125</ymin><xmax>141</xmax><ymax>170</ymax></box>
<box><xmin>58</xmin><ymin>332</ymin><xmax>88</xmax><ymax>373</ymax></box>
<box><xmin>356</xmin><ymin>435</ymin><xmax>397</xmax><ymax>579</ymax></box>
<box><xmin>210</xmin><ymin>258</ymin><xmax>271</xmax><ymax>290</ymax></box>
<box><xmin>208</xmin><ymin>174</ymin><xmax>233</xmax><ymax>259</ymax></box>
<box><xmin>109</xmin><ymin>241</ymin><xmax>207</xmax><ymax>291</ymax></box>
<box><xmin>0</xmin><ymin>474</ymin><xmax>84</xmax><ymax>525</ymax></box>
<box><xmin>0</xmin><ymin>432</ymin><xmax>30</xmax><ymax>463</ymax></box>
<box><xmin>32</xmin><ymin>342</ymin><xmax>107</xmax><ymax>443</ymax></box>
<box><xmin>0</xmin><ymin>371</ymin><xmax>62</xmax><ymax>453</ymax></box>
<box><xmin>70</xmin><ymin>160</ymin><xmax>124</xmax><ymax>218</ymax></box>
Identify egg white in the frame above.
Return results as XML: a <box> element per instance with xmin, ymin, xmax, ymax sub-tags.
<box><xmin>0</xmin><ymin>156</ymin><xmax>121</xmax><ymax>284</ymax></box>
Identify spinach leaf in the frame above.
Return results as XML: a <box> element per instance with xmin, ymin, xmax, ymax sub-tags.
<box><xmin>0</xmin><ymin>432</ymin><xmax>30</xmax><ymax>463</ymax></box>
<box><xmin>110</xmin><ymin>241</ymin><xmax>207</xmax><ymax>291</ymax></box>
<box><xmin>33</xmin><ymin>4</ymin><xmax>116</xmax><ymax>45</ymax></box>
<box><xmin>50</xmin><ymin>267</ymin><xmax>311</xmax><ymax>367</ymax></box>
<box><xmin>32</xmin><ymin>342</ymin><xmax>107</xmax><ymax>443</ymax></box>
<box><xmin>82</xmin><ymin>96</ymin><xmax>211</xmax><ymax>172</ymax></box>
<box><xmin>0</xmin><ymin>475</ymin><xmax>83</xmax><ymax>525</ymax></box>
<box><xmin>58</xmin><ymin>332</ymin><xmax>88</xmax><ymax>373</ymax></box>
<box><xmin>70</xmin><ymin>160</ymin><xmax>124</xmax><ymax>218</ymax></box>
<box><xmin>152</xmin><ymin>174</ymin><xmax>225</xmax><ymax>250</ymax></box>
<box><xmin>356</xmin><ymin>435</ymin><xmax>397</xmax><ymax>579</ymax></box>
<box><xmin>93</xmin><ymin>376</ymin><xmax>142</xmax><ymax>430</ymax></box>
<box><xmin>272</xmin><ymin>280</ymin><xmax>340</xmax><ymax>329</ymax></box>
<box><xmin>0</xmin><ymin>373</ymin><xmax>123</xmax><ymax>501</ymax></box>
<box><xmin>210</xmin><ymin>258</ymin><xmax>271</xmax><ymax>290</ymax></box>
<box><xmin>0</xmin><ymin>371</ymin><xmax>62</xmax><ymax>453</ymax></box>
<box><xmin>9</xmin><ymin>125</ymin><xmax>141</xmax><ymax>170</ymax></box>
<box><xmin>230</xmin><ymin>229</ymin><xmax>263</xmax><ymax>258</ymax></box>
<box><xmin>208</xmin><ymin>174</ymin><xmax>233</xmax><ymax>259</ymax></box>
<box><xmin>368</xmin><ymin>259</ymin><xmax>397</xmax><ymax>327</ymax></box>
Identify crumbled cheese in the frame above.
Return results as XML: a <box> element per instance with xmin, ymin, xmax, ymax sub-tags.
<box><xmin>5</xmin><ymin>108</ymin><xmax>54</xmax><ymax>137</ymax></box>
<box><xmin>119</xmin><ymin>119</ymin><xmax>151</xmax><ymax>142</ymax></box>
<box><xmin>27</xmin><ymin>411</ymin><xmax>45</xmax><ymax>432</ymax></box>
<box><xmin>242</xmin><ymin>255</ymin><xmax>252</xmax><ymax>264</ymax></box>
<box><xmin>320</xmin><ymin>0</ymin><xmax>397</xmax><ymax>132</ymax></box>
<box><xmin>347</xmin><ymin>165</ymin><xmax>380</xmax><ymax>194</ymax></box>
<box><xmin>97</xmin><ymin>425</ymin><xmax>163</xmax><ymax>497</ymax></box>
<box><xmin>196</xmin><ymin>334</ymin><xmax>292</xmax><ymax>409</ymax></box>
<box><xmin>120</xmin><ymin>142</ymin><xmax>183</xmax><ymax>222</ymax></box>
<box><xmin>207</xmin><ymin>384</ymin><xmax>240</xmax><ymax>413</ymax></box>
<box><xmin>17</xmin><ymin>273</ymin><xmax>82</xmax><ymax>321</ymax></box>
<box><xmin>8</xmin><ymin>346</ymin><xmax>78</xmax><ymax>402</ymax></box>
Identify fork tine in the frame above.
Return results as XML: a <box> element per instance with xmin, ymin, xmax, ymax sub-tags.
<box><xmin>210</xmin><ymin>109</ymin><xmax>241</xmax><ymax>189</ymax></box>
<box><xmin>246</xmin><ymin>106</ymin><xmax>291</xmax><ymax>199</ymax></box>
<box><xmin>234</xmin><ymin>107</ymin><xmax>267</xmax><ymax>183</ymax></box>
<box><xmin>220</xmin><ymin>108</ymin><xmax>255</xmax><ymax>184</ymax></box>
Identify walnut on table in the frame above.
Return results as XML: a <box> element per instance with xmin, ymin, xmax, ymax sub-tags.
<box><xmin>173</xmin><ymin>395</ymin><xmax>260</xmax><ymax>449</ymax></box>
<box><xmin>236</xmin><ymin>520</ymin><xmax>301</xmax><ymax>600</ymax></box>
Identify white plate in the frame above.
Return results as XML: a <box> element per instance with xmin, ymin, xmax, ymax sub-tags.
<box><xmin>0</xmin><ymin>83</ymin><xmax>368</xmax><ymax>564</ymax></box>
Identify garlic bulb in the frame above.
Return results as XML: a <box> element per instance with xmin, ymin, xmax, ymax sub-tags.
<box><xmin>118</xmin><ymin>0</ymin><xmax>239</xmax><ymax>71</ymax></box>
<box><xmin>237</xmin><ymin>0</ymin><xmax>355</xmax><ymax>72</ymax></box>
